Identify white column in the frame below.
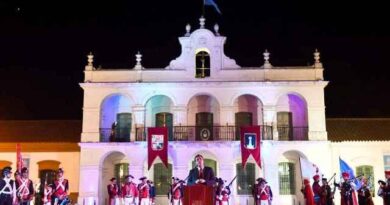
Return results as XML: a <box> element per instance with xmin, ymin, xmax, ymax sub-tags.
<box><xmin>81</xmin><ymin>107</ymin><xmax>100</xmax><ymax>142</ymax></box>
<box><xmin>307</xmin><ymin>106</ymin><xmax>327</xmax><ymax>140</ymax></box>
<box><xmin>263</xmin><ymin>105</ymin><xmax>278</xmax><ymax>140</ymax></box>
<box><xmin>78</xmin><ymin>165</ymin><xmax>100</xmax><ymax>205</ymax></box>
<box><xmin>172</xmin><ymin>105</ymin><xmax>187</xmax><ymax>125</ymax></box>
<box><xmin>220</xmin><ymin>106</ymin><xmax>234</xmax><ymax>125</ymax></box>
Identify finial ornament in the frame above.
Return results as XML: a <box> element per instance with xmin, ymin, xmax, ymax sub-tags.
<box><xmin>214</xmin><ymin>24</ymin><xmax>220</xmax><ymax>36</ymax></box>
<box><xmin>85</xmin><ymin>52</ymin><xmax>95</xmax><ymax>71</ymax></box>
<box><xmin>134</xmin><ymin>51</ymin><xmax>143</xmax><ymax>70</ymax></box>
<box><xmin>313</xmin><ymin>49</ymin><xmax>323</xmax><ymax>68</ymax></box>
<box><xmin>199</xmin><ymin>16</ymin><xmax>206</xmax><ymax>28</ymax></box>
<box><xmin>87</xmin><ymin>52</ymin><xmax>94</xmax><ymax>66</ymax></box>
<box><xmin>263</xmin><ymin>49</ymin><xmax>272</xmax><ymax>69</ymax></box>
<box><xmin>185</xmin><ymin>24</ymin><xmax>191</xmax><ymax>37</ymax></box>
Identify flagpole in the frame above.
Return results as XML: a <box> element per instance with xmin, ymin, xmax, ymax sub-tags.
<box><xmin>298</xmin><ymin>157</ymin><xmax>304</xmax><ymax>185</ymax></box>
<box><xmin>202</xmin><ymin>0</ymin><xmax>205</xmax><ymax>17</ymax></box>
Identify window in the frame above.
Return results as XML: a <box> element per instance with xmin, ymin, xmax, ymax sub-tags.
<box><xmin>356</xmin><ymin>165</ymin><xmax>375</xmax><ymax>197</ymax></box>
<box><xmin>384</xmin><ymin>156</ymin><xmax>390</xmax><ymax>171</ymax></box>
<box><xmin>236</xmin><ymin>163</ymin><xmax>255</xmax><ymax>195</ymax></box>
<box><xmin>278</xmin><ymin>162</ymin><xmax>295</xmax><ymax>195</ymax></box>
<box><xmin>195</xmin><ymin>51</ymin><xmax>210</xmax><ymax>78</ymax></box>
<box><xmin>115</xmin><ymin>163</ymin><xmax>129</xmax><ymax>184</ymax></box>
<box><xmin>153</xmin><ymin>163</ymin><xmax>172</xmax><ymax>195</ymax></box>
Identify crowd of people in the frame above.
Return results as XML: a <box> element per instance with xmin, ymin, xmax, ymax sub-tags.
<box><xmin>0</xmin><ymin>167</ymin><xmax>69</xmax><ymax>205</ymax></box>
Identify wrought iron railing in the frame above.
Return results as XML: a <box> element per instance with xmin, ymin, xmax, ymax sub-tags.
<box><xmin>135</xmin><ymin>125</ymin><xmax>274</xmax><ymax>142</ymax></box>
<box><xmin>277</xmin><ymin>126</ymin><xmax>308</xmax><ymax>141</ymax></box>
<box><xmin>99</xmin><ymin>128</ymin><xmax>131</xmax><ymax>142</ymax></box>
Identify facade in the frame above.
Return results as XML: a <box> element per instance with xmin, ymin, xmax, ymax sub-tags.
<box><xmin>79</xmin><ymin>17</ymin><xmax>329</xmax><ymax>205</ymax></box>
<box><xmin>1</xmin><ymin>17</ymin><xmax>390</xmax><ymax>205</ymax></box>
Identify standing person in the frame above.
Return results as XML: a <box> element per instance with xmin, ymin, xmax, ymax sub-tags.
<box><xmin>169</xmin><ymin>177</ymin><xmax>183</xmax><ymax>205</ymax></box>
<box><xmin>318</xmin><ymin>178</ymin><xmax>333</xmax><ymax>205</ymax></box>
<box><xmin>301</xmin><ymin>178</ymin><xmax>315</xmax><ymax>205</ymax></box>
<box><xmin>42</xmin><ymin>180</ymin><xmax>52</xmax><ymax>205</ymax></box>
<box><xmin>122</xmin><ymin>175</ymin><xmax>138</xmax><ymax>205</ymax></box>
<box><xmin>357</xmin><ymin>177</ymin><xmax>374</xmax><ymax>205</ymax></box>
<box><xmin>380</xmin><ymin>171</ymin><xmax>390</xmax><ymax>205</ymax></box>
<box><xmin>0</xmin><ymin>167</ymin><xmax>17</xmax><ymax>205</ymax></box>
<box><xmin>138</xmin><ymin>177</ymin><xmax>149</xmax><ymax>205</ymax></box>
<box><xmin>15</xmin><ymin>168</ymin><xmax>34</xmax><ymax>205</ymax></box>
<box><xmin>254</xmin><ymin>178</ymin><xmax>272</xmax><ymax>205</ymax></box>
<box><xmin>52</xmin><ymin>168</ymin><xmax>69</xmax><ymax>205</ymax></box>
<box><xmin>107</xmin><ymin>178</ymin><xmax>119</xmax><ymax>205</ymax></box>
<box><xmin>147</xmin><ymin>180</ymin><xmax>155</xmax><ymax>205</ymax></box>
<box><xmin>312</xmin><ymin>175</ymin><xmax>321</xmax><ymax>205</ymax></box>
<box><xmin>215</xmin><ymin>178</ymin><xmax>230</xmax><ymax>205</ymax></box>
<box><xmin>187</xmin><ymin>154</ymin><xmax>215</xmax><ymax>186</ymax></box>
<box><xmin>339</xmin><ymin>172</ymin><xmax>357</xmax><ymax>205</ymax></box>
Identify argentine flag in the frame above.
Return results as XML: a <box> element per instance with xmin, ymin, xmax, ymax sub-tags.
<box><xmin>339</xmin><ymin>157</ymin><xmax>362</xmax><ymax>189</ymax></box>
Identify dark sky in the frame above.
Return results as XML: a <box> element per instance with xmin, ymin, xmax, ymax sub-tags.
<box><xmin>0</xmin><ymin>0</ymin><xmax>389</xmax><ymax>120</ymax></box>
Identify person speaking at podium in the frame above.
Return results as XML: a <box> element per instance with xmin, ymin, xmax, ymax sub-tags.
<box><xmin>187</xmin><ymin>154</ymin><xmax>215</xmax><ymax>186</ymax></box>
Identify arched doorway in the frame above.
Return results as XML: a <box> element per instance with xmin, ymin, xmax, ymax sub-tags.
<box><xmin>187</xmin><ymin>95</ymin><xmax>220</xmax><ymax>141</ymax></box>
<box><xmin>276</xmin><ymin>93</ymin><xmax>308</xmax><ymax>141</ymax></box>
<box><xmin>100</xmin><ymin>152</ymin><xmax>129</xmax><ymax>205</ymax></box>
<box><xmin>145</xmin><ymin>95</ymin><xmax>174</xmax><ymax>140</ymax></box>
<box><xmin>100</xmin><ymin>94</ymin><xmax>133</xmax><ymax>142</ymax></box>
<box><xmin>234</xmin><ymin>94</ymin><xmax>263</xmax><ymax>140</ymax></box>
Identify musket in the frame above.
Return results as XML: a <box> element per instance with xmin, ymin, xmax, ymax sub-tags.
<box><xmin>226</xmin><ymin>175</ymin><xmax>237</xmax><ymax>187</ymax></box>
<box><xmin>327</xmin><ymin>173</ymin><xmax>336</xmax><ymax>184</ymax></box>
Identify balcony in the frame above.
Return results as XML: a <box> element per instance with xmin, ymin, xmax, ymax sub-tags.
<box><xmin>100</xmin><ymin>126</ymin><xmax>274</xmax><ymax>142</ymax></box>
<box><xmin>99</xmin><ymin>126</ymin><xmax>309</xmax><ymax>142</ymax></box>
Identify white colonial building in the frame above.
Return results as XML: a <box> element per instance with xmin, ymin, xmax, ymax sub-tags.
<box><xmin>74</xmin><ymin>17</ymin><xmax>389</xmax><ymax>205</ymax></box>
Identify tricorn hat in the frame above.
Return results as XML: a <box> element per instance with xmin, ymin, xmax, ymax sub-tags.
<box><xmin>139</xmin><ymin>176</ymin><xmax>147</xmax><ymax>181</ymax></box>
<box><xmin>110</xmin><ymin>177</ymin><xmax>116</xmax><ymax>182</ymax></box>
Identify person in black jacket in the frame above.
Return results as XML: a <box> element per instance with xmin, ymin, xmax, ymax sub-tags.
<box><xmin>187</xmin><ymin>154</ymin><xmax>215</xmax><ymax>186</ymax></box>
<box><xmin>0</xmin><ymin>167</ymin><xmax>16</xmax><ymax>205</ymax></box>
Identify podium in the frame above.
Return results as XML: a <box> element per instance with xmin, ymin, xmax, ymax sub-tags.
<box><xmin>183</xmin><ymin>184</ymin><xmax>214</xmax><ymax>205</ymax></box>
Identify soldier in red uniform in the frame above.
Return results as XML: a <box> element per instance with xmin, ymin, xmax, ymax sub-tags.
<box><xmin>15</xmin><ymin>168</ymin><xmax>34</xmax><ymax>205</ymax></box>
<box><xmin>52</xmin><ymin>168</ymin><xmax>69</xmax><ymax>205</ymax></box>
<box><xmin>378</xmin><ymin>171</ymin><xmax>390</xmax><ymax>205</ymax></box>
<box><xmin>107</xmin><ymin>178</ymin><xmax>119</xmax><ymax>205</ymax></box>
<box><xmin>253</xmin><ymin>178</ymin><xmax>272</xmax><ymax>205</ymax></box>
<box><xmin>215</xmin><ymin>178</ymin><xmax>230</xmax><ymax>205</ymax></box>
<box><xmin>357</xmin><ymin>177</ymin><xmax>373</xmax><ymax>205</ymax></box>
<box><xmin>138</xmin><ymin>177</ymin><xmax>149</xmax><ymax>205</ymax></box>
<box><xmin>122</xmin><ymin>175</ymin><xmax>138</xmax><ymax>205</ymax></box>
<box><xmin>0</xmin><ymin>167</ymin><xmax>17</xmax><ymax>205</ymax></box>
<box><xmin>312</xmin><ymin>175</ymin><xmax>321</xmax><ymax>205</ymax></box>
<box><xmin>42</xmin><ymin>180</ymin><xmax>52</xmax><ymax>205</ymax></box>
<box><xmin>318</xmin><ymin>178</ymin><xmax>333</xmax><ymax>205</ymax></box>
<box><xmin>301</xmin><ymin>178</ymin><xmax>315</xmax><ymax>205</ymax></box>
<box><xmin>339</xmin><ymin>172</ymin><xmax>357</xmax><ymax>205</ymax></box>
<box><xmin>169</xmin><ymin>177</ymin><xmax>183</xmax><ymax>205</ymax></box>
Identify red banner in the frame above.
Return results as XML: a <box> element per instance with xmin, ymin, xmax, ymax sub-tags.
<box><xmin>16</xmin><ymin>143</ymin><xmax>23</xmax><ymax>171</ymax></box>
<box><xmin>240</xmin><ymin>126</ymin><xmax>261</xmax><ymax>168</ymax></box>
<box><xmin>148</xmin><ymin>127</ymin><xmax>168</xmax><ymax>170</ymax></box>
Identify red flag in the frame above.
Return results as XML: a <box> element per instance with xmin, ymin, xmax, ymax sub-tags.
<box><xmin>147</xmin><ymin>127</ymin><xmax>168</xmax><ymax>170</ymax></box>
<box><xmin>16</xmin><ymin>143</ymin><xmax>23</xmax><ymax>171</ymax></box>
<box><xmin>240</xmin><ymin>126</ymin><xmax>261</xmax><ymax>168</ymax></box>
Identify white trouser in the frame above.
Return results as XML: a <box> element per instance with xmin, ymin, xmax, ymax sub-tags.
<box><xmin>124</xmin><ymin>197</ymin><xmax>136</xmax><ymax>205</ymax></box>
<box><xmin>140</xmin><ymin>198</ymin><xmax>149</xmax><ymax>205</ymax></box>
<box><xmin>260</xmin><ymin>200</ymin><xmax>269</xmax><ymax>205</ymax></box>
<box><xmin>172</xmin><ymin>199</ymin><xmax>182</xmax><ymax>205</ymax></box>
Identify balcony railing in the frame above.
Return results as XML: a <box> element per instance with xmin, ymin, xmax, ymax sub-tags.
<box><xmin>135</xmin><ymin>125</ymin><xmax>274</xmax><ymax>142</ymax></box>
<box><xmin>277</xmin><ymin>126</ymin><xmax>308</xmax><ymax>141</ymax></box>
<box><xmin>100</xmin><ymin>126</ymin><xmax>309</xmax><ymax>142</ymax></box>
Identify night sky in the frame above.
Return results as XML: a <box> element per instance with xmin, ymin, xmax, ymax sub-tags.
<box><xmin>0</xmin><ymin>0</ymin><xmax>389</xmax><ymax>120</ymax></box>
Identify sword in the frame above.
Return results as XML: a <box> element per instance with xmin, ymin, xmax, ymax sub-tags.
<box><xmin>226</xmin><ymin>175</ymin><xmax>237</xmax><ymax>187</ymax></box>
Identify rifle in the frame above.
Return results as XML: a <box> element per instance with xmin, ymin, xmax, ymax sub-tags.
<box><xmin>327</xmin><ymin>173</ymin><xmax>336</xmax><ymax>184</ymax></box>
<box><xmin>226</xmin><ymin>175</ymin><xmax>237</xmax><ymax>188</ymax></box>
